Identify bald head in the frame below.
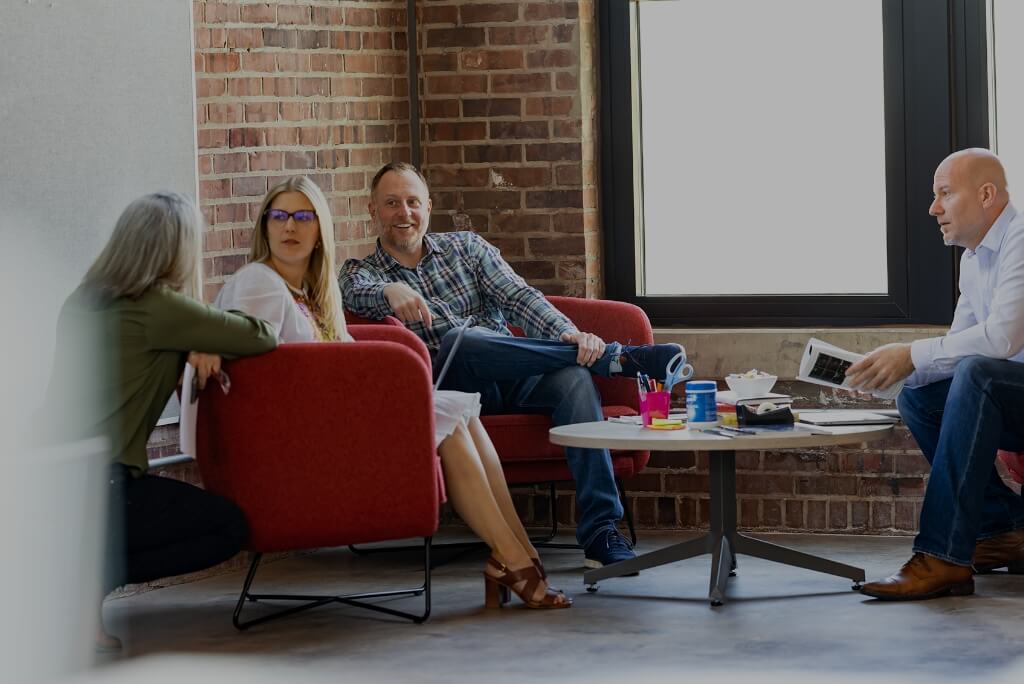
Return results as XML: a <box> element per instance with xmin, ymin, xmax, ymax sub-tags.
<box><xmin>929</xmin><ymin>148</ymin><xmax>1010</xmax><ymax>250</ymax></box>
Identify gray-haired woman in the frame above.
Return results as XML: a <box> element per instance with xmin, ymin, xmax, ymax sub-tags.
<box><xmin>43</xmin><ymin>192</ymin><xmax>278</xmax><ymax>650</ymax></box>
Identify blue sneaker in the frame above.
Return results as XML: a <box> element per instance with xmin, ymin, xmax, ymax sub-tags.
<box><xmin>610</xmin><ymin>343</ymin><xmax>684</xmax><ymax>382</ymax></box>
<box><xmin>584</xmin><ymin>528</ymin><xmax>638</xmax><ymax>574</ymax></box>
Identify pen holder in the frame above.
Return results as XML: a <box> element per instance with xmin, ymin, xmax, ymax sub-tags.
<box><xmin>639</xmin><ymin>391</ymin><xmax>671</xmax><ymax>427</ymax></box>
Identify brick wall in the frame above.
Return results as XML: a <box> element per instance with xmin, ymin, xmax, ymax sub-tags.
<box><xmin>414</xmin><ymin>0</ymin><xmax>601</xmax><ymax>297</ymax></box>
<box><xmin>193</xmin><ymin>0</ymin><xmax>411</xmax><ymax>301</ymax></box>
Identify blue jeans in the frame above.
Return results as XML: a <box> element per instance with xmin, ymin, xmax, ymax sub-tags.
<box><xmin>435</xmin><ymin>327</ymin><xmax>625</xmax><ymax>547</ymax></box>
<box><xmin>898</xmin><ymin>356</ymin><xmax>1024</xmax><ymax>566</ymax></box>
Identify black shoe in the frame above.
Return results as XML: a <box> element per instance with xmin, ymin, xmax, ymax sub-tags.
<box><xmin>613</xmin><ymin>343</ymin><xmax>684</xmax><ymax>382</ymax></box>
<box><xmin>584</xmin><ymin>528</ymin><xmax>638</xmax><ymax>575</ymax></box>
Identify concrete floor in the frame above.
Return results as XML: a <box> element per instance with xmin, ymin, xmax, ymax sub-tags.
<box><xmin>103</xmin><ymin>532</ymin><xmax>1024</xmax><ymax>681</ymax></box>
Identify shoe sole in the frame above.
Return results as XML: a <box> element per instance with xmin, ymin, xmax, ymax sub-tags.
<box><xmin>973</xmin><ymin>560</ymin><xmax>1024</xmax><ymax>575</ymax></box>
<box><xmin>584</xmin><ymin>558</ymin><xmax>640</xmax><ymax>576</ymax></box>
<box><xmin>860</xmin><ymin>580</ymin><xmax>974</xmax><ymax>601</ymax></box>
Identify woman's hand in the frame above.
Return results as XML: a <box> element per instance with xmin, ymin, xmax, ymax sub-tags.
<box><xmin>188</xmin><ymin>352</ymin><xmax>222</xmax><ymax>390</ymax></box>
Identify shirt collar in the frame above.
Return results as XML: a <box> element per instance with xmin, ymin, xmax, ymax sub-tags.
<box><xmin>973</xmin><ymin>202</ymin><xmax>1017</xmax><ymax>256</ymax></box>
<box><xmin>372</xmin><ymin>233</ymin><xmax>449</xmax><ymax>270</ymax></box>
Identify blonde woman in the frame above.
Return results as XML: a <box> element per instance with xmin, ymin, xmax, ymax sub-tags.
<box><xmin>43</xmin><ymin>192</ymin><xmax>278</xmax><ymax>650</ymax></box>
<box><xmin>216</xmin><ymin>177</ymin><xmax>570</xmax><ymax>610</ymax></box>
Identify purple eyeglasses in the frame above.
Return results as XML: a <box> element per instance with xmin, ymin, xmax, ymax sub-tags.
<box><xmin>265</xmin><ymin>208</ymin><xmax>317</xmax><ymax>223</ymax></box>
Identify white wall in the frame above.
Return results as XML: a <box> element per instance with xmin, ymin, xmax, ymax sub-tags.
<box><xmin>0</xmin><ymin>0</ymin><xmax>197</xmax><ymax>416</ymax></box>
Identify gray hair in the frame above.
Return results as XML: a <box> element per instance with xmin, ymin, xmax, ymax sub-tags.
<box><xmin>82</xmin><ymin>192</ymin><xmax>203</xmax><ymax>300</ymax></box>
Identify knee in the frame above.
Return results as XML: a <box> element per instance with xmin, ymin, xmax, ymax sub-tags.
<box><xmin>549</xmin><ymin>366</ymin><xmax>601</xmax><ymax>416</ymax></box>
<box><xmin>954</xmin><ymin>355</ymin><xmax>1001</xmax><ymax>384</ymax></box>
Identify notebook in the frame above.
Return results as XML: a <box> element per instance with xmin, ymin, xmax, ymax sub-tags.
<box><xmin>797</xmin><ymin>410</ymin><xmax>899</xmax><ymax>426</ymax></box>
<box><xmin>433</xmin><ymin>320</ymin><xmax>472</xmax><ymax>391</ymax></box>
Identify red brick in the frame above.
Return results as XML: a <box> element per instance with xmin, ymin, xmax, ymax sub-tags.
<box><xmin>312</xmin><ymin>6</ymin><xmax>345</xmax><ymax>25</ymax></box>
<box><xmin>895</xmin><ymin>453</ymin><xmax>930</xmax><ymax>475</ymax></box>
<box><xmin>427</xmin><ymin>27</ymin><xmax>486</xmax><ymax>48</ymax></box>
<box><xmin>555</xmin><ymin>71</ymin><xmax>578</xmax><ymax>91</ymax></box>
<box><xmin>212</xmin><ymin>152</ymin><xmax>247</xmax><ymax>174</ymax></box>
<box><xmin>462</xmin><ymin>98</ymin><xmax>521</xmax><ymax>117</ymax></box>
<box><xmin>240</xmin><ymin>3</ymin><xmax>276</xmax><ymax>24</ymax></box>
<box><xmin>277</xmin><ymin>5</ymin><xmax>310</xmax><ymax>25</ymax></box>
<box><xmin>227</xmin><ymin>77</ymin><xmax>262</xmax><ymax>96</ymax></box>
<box><xmin>524</xmin><ymin>2</ymin><xmax>579</xmax><ymax>21</ymax></box>
<box><xmin>460</xmin><ymin>49</ymin><xmax>524</xmax><ymax>71</ymax></box>
<box><xmin>552</xmin><ymin>23</ymin><xmax>575</xmax><ymax>43</ymax></box>
<box><xmin>276</xmin><ymin>52</ymin><xmax>309</xmax><ymax>73</ymax></box>
<box><xmin>526</xmin><ymin>190</ymin><xmax>582</xmax><ymax>209</ymax></box>
<box><xmin>332</xmin><ymin>30</ymin><xmax>362</xmax><ymax>50</ymax></box>
<box><xmin>360</xmin><ymin>78</ymin><xmax>393</xmax><ymax>97</ymax></box>
<box><xmin>345</xmin><ymin>54</ymin><xmax>377</xmax><ymax>74</ymax></box>
<box><xmin>198</xmin><ymin>129</ymin><xmax>229</xmax><ymax>149</ymax></box>
<box><xmin>895</xmin><ymin>501</ymin><xmax>917</xmax><ymax>531</ymax></box>
<box><xmin>661</xmin><ymin>497</ymin><xmax>683</xmax><ymax>527</ymax></box>
<box><xmin>297</xmin><ymin>30</ymin><xmax>331</xmax><ymax>49</ymax></box>
<box><xmin>210</xmin><ymin>254</ymin><xmax>247</xmax><ymax>278</ymax></box>
<box><xmin>200</xmin><ymin>178</ymin><xmax>231</xmax><ymax>200</ymax></box>
<box><xmin>490</xmin><ymin>121</ymin><xmax>549</xmax><ymax>140</ymax></box>
<box><xmin>365</xmin><ymin>125</ymin><xmax>395</xmax><ymax>143</ymax></box>
<box><xmin>421</xmin><ymin>5</ymin><xmax>458</xmax><ymax>24</ymax></box>
<box><xmin>492</xmin><ymin>166</ymin><xmax>550</xmax><ymax>188</ymax></box>
<box><xmin>488</xmin><ymin>26</ymin><xmax>549</xmax><ymax>45</ymax></box>
<box><xmin>310</xmin><ymin>54</ymin><xmax>345</xmax><ymax>73</ymax></box>
<box><xmin>736</xmin><ymin>474</ymin><xmax>794</xmax><ymax>496</ymax></box>
<box><xmin>378</xmin><ymin>55</ymin><xmax>407</xmax><ymax>75</ymax></box>
<box><xmin>850</xmin><ymin>501</ymin><xmax>869</xmax><ymax>528</ymax></box>
<box><xmin>346</xmin><ymin>7</ymin><xmax>376</xmax><ymax>26</ymax></box>
<box><xmin>763</xmin><ymin>499</ymin><xmax>783</xmax><ymax>527</ymax></box>
<box><xmin>806</xmin><ymin>500</ymin><xmax>827</xmax><ymax>530</ymax></box>
<box><xmin>205</xmin><ymin>52</ymin><xmax>240</xmax><ymax>73</ymax></box>
<box><xmin>203</xmin><ymin>229</ymin><xmax>233</xmax><ymax>252</ymax></box>
<box><xmin>529</xmin><ymin>235</ymin><xmax>585</xmax><ymax>257</ymax></box>
<box><xmin>427</xmin><ymin>167</ymin><xmax>489</xmax><ymax>188</ymax></box>
<box><xmin>739</xmin><ymin>499</ymin><xmax>760</xmax><ymax>527</ymax></box>
<box><xmin>552</xmin><ymin>212</ymin><xmax>584</xmax><ymax>232</ymax></box>
<box><xmin>280</xmin><ymin>102</ymin><xmax>312</xmax><ymax>122</ymax></box>
<box><xmin>195</xmin><ymin>77</ymin><xmax>225</xmax><ymax>98</ymax></box>
<box><xmin>427</xmin><ymin>75</ymin><xmax>488</xmax><ymax>95</ymax></box>
<box><xmin>207</xmin><ymin>103</ymin><xmax>242</xmax><ymax>124</ymax></box>
<box><xmin>871</xmin><ymin>501</ymin><xmax>894</xmax><ymax>529</ymax></box>
<box><xmin>663</xmin><ymin>473</ymin><xmax>710</xmax><ymax>492</ymax></box>
<box><xmin>329</xmin><ymin>78</ymin><xmax>360</xmax><ymax>97</ymax></box>
<box><xmin>828</xmin><ymin>501</ymin><xmax>848</xmax><ymax>529</ymax></box>
<box><xmin>555</xmin><ymin>163</ymin><xmax>582</xmax><ymax>185</ymax></box>
<box><xmin>267</xmin><ymin>127</ymin><xmax>299</xmax><ymax>146</ymax></box>
<box><xmin>635</xmin><ymin>497</ymin><xmax>656</xmax><ymax>528</ymax></box>
<box><xmin>784</xmin><ymin>499</ymin><xmax>804</xmax><ymax>528</ymax></box>
<box><xmin>284</xmin><ymin>151</ymin><xmax>316</xmax><ymax>170</ymax></box>
<box><xmin>423</xmin><ymin>99</ymin><xmax>461</xmax><ymax>119</ymax></box>
<box><xmin>463</xmin><ymin>190</ymin><xmax>521</xmax><ymax>211</ymax></box>
<box><xmin>371</xmin><ymin>30</ymin><xmax>399</xmax><ymax>50</ymax></box>
<box><xmin>213</xmin><ymin>202</ymin><xmax>249</xmax><ymax>225</ymax></box>
<box><xmin>227</xmin><ymin>28</ymin><xmax>263</xmax><ymax>49</ymax></box>
<box><xmin>377</xmin><ymin>8</ymin><xmax>406</xmax><ymax>27</ymax></box>
<box><xmin>205</xmin><ymin>2</ymin><xmax>240</xmax><ymax>23</ymax></box>
<box><xmin>525</xmin><ymin>96</ymin><xmax>574</xmax><ymax>117</ymax></box>
<box><xmin>297</xmin><ymin>78</ymin><xmax>329</xmax><ymax>97</ymax></box>
<box><xmin>525</xmin><ymin>142</ymin><xmax>581</xmax><ymax>161</ymax></box>
<box><xmin>553</xmin><ymin>119</ymin><xmax>582</xmax><ymax>139</ymax></box>
<box><xmin>461</xmin><ymin>3</ymin><xmax>520</xmax><ymax>24</ymax></box>
<box><xmin>526</xmin><ymin>49</ymin><xmax>576</xmax><ymax>69</ymax></box>
<box><xmin>244</xmin><ymin>102</ymin><xmax>277</xmax><ymax>123</ymax></box>
<box><xmin>263</xmin><ymin>77</ymin><xmax>296</xmax><ymax>96</ymax></box>
<box><xmin>491</xmin><ymin>72</ymin><xmax>551</xmax><ymax>94</ymax></box>
<box><xmin>232</xmin><ymin>176</ymin><xmax>267</xmax><ymax>197</ymax></box>
<box><xmin>262</xmin><ymin>28</ymin><xmax>296</xmax><ymax>49</ymax></box>
<box><xmin>240</xmin><ymin>52</ymin><xmax>275</xmax><ymax>73</ymax></box>
<box><xmin>421</xmin><ymin>53</ymin><xmax>459</xmax><ymax>72</ymax></box>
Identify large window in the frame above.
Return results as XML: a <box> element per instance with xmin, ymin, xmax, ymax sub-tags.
<box><xmin>990</xmin><ymin>0</ymin><xmax>1024</xmax><ymax>183</ymax></box>
<box><xmin>600</xmin><ymin>0</ymin><xmax>991</xmax><ymax>326</ymax></box>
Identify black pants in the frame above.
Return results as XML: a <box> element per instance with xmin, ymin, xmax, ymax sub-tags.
<box><xmin>106</xmin><ymin>464</ymin><xmax>248</xmax><ymax>593</ymax></box>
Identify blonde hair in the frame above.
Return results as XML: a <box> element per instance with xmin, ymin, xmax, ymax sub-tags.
<box><xmin>83</xmin><ymin>192</ymin><xmax>203</xmax><ymax>300</ymax></box>
<box><xmin>250</xmin><ymin>176</ymin><xmax>348</xmax><ymax>341</ymax></box>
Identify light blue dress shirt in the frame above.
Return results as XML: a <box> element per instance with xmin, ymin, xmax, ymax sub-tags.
<box><xmin>908</xmin><ymin>202</ymin><xmax>1024</xmax><ymax>387</ymax></box>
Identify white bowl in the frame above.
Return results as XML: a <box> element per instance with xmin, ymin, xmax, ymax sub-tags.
<box><xmin>724</xmin><ymin>373</ymin><xmax>777</xmax><ymax>399</ymax></box>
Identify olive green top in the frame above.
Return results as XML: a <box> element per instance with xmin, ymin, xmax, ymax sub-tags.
<box><xmin>45</xmin><ymin>285</ymin><xmax>278</xmax><ymax>474</ymax></box>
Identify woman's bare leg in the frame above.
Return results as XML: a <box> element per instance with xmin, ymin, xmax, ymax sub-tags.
<box><xmin>465</xmin><ymin>417</ymin><xmax>539</xmax><ymax>560</ymax></box>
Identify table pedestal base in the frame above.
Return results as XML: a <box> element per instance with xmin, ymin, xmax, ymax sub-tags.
<box><xmin>583</xmin><ymin>450</ymin><xmax>866</xmax><ymax>606</ymax></box>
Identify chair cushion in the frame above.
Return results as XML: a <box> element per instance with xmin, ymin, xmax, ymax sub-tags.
<box><xmin>998</xmin><ymin>450</ymin><xmax>1024</xmax><ymax>485</ymax></box>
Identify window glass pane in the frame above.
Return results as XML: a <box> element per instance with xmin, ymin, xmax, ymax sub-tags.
<box><xmin>991</xmin><ymin>0</ymin><xmax>1024</xmax><ymax>185</ymax></box>
<box><xmin>638</xmin><ymin>1</ymin><xmax>887</xmax><ymax>296</ymax></box>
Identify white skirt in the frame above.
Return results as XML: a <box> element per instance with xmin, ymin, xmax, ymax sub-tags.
<box><xmin>433</xmin><ymin>390</ymin><xmax>481</xmax><ymax>446</ymax></box>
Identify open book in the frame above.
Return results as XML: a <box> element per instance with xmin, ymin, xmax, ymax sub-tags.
<box><xmin>797</xmin><ymin>338</ymin><xmax>903</xmax><ymax>401</ymax></box>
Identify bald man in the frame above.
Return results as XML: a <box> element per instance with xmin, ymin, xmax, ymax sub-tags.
<box><xmin>847</xmin><ymin>149</ymin><xmax>1024</xmax><ymax>600</ymax></box>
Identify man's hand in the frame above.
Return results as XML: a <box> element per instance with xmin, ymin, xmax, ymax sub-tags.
<box><xmin>845</xmin><ymin>343</ymin><xmax>913</xmax><ymax>392</ymax></box>
<box><xmin>383</xmin><ymin>283</ymin><xmax>433</xmax><ymax>328</ymax></box>
<box><xmin>187</xmin><ymin>352</ymin><xmax>222</xmax><ymax>391</ymax></box>
<box><xmin>560</xmin><ymin>331</ymin><xmax>607</xmax><ymax>367</ymax></box>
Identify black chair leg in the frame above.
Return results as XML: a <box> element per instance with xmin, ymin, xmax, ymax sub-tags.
<box><xmin>233</xmin><ymin>540</ymin><xmax>432</xmax><ymax>630</ymax></box>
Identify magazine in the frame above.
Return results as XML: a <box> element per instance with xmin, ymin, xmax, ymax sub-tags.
<box><xmin>796</xmin><ymin>338</ymin><xmax>903</xmax><ymax>401</ymax></box>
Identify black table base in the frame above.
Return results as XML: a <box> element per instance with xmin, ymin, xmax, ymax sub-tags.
<box><xmin>583</xmin><ymin>450</ymin><xmax>866</xmax><ymax>606</ymax></box>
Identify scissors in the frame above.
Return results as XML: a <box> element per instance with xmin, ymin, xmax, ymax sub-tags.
<box><xmin>663</xmin><ymin>350</ymin><xmax>694</xmax><ymax>395</ymax></box>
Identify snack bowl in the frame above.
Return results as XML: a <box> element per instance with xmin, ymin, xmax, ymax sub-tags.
<box><xmin>724</xmin><ymin>371</ymin><xmax>777</xmax><ymax>399</ymax></box>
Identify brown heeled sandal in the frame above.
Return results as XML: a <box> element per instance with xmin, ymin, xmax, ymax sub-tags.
<box><xmin>485</xmin><ymin>557</ymin><xmax>572</xmax><ymax>609</ymax></box>
<box><xmin>531</xmin><ymin>557</ymin><xmax>568</xmax><ymax>595</ymax></box>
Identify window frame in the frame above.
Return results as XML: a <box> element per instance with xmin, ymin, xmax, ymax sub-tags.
<box><xmin>598</xmin><ymin>0</ymin><xmax>990</xmax><ymax>327</ymax></box>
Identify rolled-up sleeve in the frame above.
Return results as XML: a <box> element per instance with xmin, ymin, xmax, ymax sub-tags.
<box><xmin>339</xmin><ymin>258</ymin><xmax>394</xmax><ymax>320</ymax></box>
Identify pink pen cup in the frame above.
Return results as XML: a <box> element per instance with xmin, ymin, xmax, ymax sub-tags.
<box><xmin>639</xmin><ymin>390</ymin><xmax>671</xmax><ymax>427</ymax></box>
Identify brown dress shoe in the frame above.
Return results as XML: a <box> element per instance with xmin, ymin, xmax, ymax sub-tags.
<box><xmin>860</xmin><ymin>553</ymin><xmax>974</xmax><ymax>601</ymax></box>
<box><xmin>972</xmin><ymin>528</ymin><xmax>1024</xmax><ymax>574</ymax></box>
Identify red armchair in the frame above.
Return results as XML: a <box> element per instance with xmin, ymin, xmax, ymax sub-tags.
<box><xmin>999</xmin><ymin>450</ymin><xmax>1024</xmax><ymax>486</ymax></box>
<box><xmin>346</xmin><ymin>296</ymin><xmax>652</xmax><ymax>547</ymax></box>
<box><xmin>194</xmin><ymin>326</ymin><xmax>442</xmax><ymax>629</ymax></box>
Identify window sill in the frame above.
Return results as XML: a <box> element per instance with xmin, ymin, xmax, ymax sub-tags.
<box><xmin>652</xmin><ymin>326</ymin><xmax>947</xmax><ymax>380</ymax></box>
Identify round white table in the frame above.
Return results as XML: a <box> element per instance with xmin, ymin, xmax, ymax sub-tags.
<box><xmin>549</xmin><ymin>420</ymin><xmax>894</xmax><ymax>606</ymax></box>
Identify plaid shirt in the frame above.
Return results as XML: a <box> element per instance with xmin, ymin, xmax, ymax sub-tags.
<box><xmin>339</xmin><ymin>232</ymin><xmax>577</xmax><ymax>352</ymax></box>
